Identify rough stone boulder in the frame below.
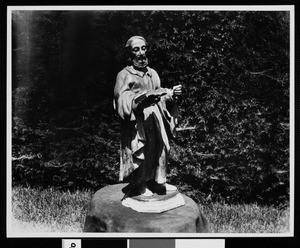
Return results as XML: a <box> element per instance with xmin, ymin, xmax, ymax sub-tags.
<box><xmin>83</xmin><ymin>183</ymin><xmax>209</xmax><ymax>233</ymax></box>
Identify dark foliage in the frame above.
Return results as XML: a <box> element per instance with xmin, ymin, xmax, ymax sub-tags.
<box><xmin>11</xmin><ymin>10</ymin><xmax>290</xmax><ymax>205</ymax></box>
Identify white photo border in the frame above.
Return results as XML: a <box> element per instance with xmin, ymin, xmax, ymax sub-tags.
<box><xmin>6</xmin><ymin>5</ymin><xmax>295</xmax><ymax>238</ymax></box>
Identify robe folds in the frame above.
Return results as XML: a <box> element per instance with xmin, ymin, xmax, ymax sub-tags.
<box><xmin>113</xmin><ymin>65</ymin><xmax>178</xmax><ymax>184</ymax></box>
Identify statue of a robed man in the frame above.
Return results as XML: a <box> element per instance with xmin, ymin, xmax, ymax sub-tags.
<box><xmin>113</xmin><ymin>36</ymin><xmax>182</xmax><ymax>197</ymax></box>
<box><xmin>84</xmin><ymin>36</ymin><xmax>208</xmax><ymax>229</ymax></box>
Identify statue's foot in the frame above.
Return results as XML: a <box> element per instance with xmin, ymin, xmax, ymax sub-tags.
<box><xmin>165</xmin><ymin>183</ymin><xmax>177</xmax><ymax>191</ymax></box>
<box><xmin>147</xmin><ymin>180</ymin><xmax>166</xmax><ymax>195</ymax></box>
<box><xmin>122</xmin><ymin>183</ymin><xmax>151</xmax><ymax>198</ymax></box>
<box><xmin>141</xmin><ymin>188</ymin><xmax>154</xmax><ymax>197</ymax></box>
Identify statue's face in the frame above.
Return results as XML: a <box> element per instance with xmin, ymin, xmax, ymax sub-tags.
<box><xmin>131</xmin><ymin>39</ymin><xmax>147</xmax><ymax>57</ymax></box>
<box><xmin>130</xmin><ymin>39</ymin><xmax>148</xmax><ymax>69</ymax></box>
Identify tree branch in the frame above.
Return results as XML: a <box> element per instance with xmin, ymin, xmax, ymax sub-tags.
<box><xmin>176</xmin><ymin>126</ymin><xmax>197</xmax><ymax>131</ymax></box>
<box><xmin>195</xmin><ymin>152</ymin><xmax>221</xmax><ymax>158</ymax></box>
<box><xmin>12</xmin><ymin>155</ymin><xmax>36</xmax><ymax>161</ymax></box>
<box><xmin>243</xmin><ymin>68</ymin><xmax>284</xmax><ymax>84</ymax></box>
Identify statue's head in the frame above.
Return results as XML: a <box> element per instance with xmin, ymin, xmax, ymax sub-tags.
<box><xmin>125</xmin><ymin>36</ymin><xmax>148</xmax><ymax>69</ymax></box>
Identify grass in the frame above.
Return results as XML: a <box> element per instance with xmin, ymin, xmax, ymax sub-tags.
<box><xmin>199</xmin><ymin>202</ymin><xmax>289</xmax><ymax>233</ymax></box>
<box><xmin>11</xmin><ymin>186</ymin><xmax>93</xmax><ymax>232</ymax></box>
<box><xmin>11</xmin><ymin>186</ymin><xmax>290</xmax><ymax>233</ymax></box>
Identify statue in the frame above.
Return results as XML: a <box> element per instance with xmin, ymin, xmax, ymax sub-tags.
<box><xmin>113</xmin><ymin>36</ymin><xmax>182</xmax><ymax>198</ymax></box>
<box><xmin>84</xmin><ymin>36</ymin><xmax>209</xmax><ymax>228</ymax></box>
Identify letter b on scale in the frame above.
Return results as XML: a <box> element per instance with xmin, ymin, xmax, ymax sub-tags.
<box><xmin>62</xmin><ymin>239</ymin><xmax>81</xmax><ymax>248</ymax></box>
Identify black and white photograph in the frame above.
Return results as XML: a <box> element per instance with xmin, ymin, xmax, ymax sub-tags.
<box><xmin>6</xmin><ymin>5</ymin><xmax>294</xmax><ymax>238</ymax></box>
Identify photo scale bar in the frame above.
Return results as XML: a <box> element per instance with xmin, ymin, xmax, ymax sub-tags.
<box><xmin>63</xmin><ymin>239</ymin><xmax>127</xmax><ymax>248</ymax></box>
<box><xmin>62</xmin><ymin>239</ymin><xmax>225</xmax><ymax>248</ymax></box>
<box><xmin>129</xmin><ymin>239</ymin><xmax>225</xmax><ymax>248</ymax></box>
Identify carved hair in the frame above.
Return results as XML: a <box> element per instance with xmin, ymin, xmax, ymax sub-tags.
<box><xmin>125</xmin><ymin>36</ymin><xmax>146</xmax><ymax>48</ymax></box>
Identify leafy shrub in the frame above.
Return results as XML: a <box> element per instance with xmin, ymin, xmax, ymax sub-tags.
<box><xmin>11</xmin><ymin>10</ymin><xmax>290</xmax><ymax>205</ymax></box>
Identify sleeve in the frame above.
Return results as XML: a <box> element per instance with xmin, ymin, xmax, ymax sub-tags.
<box><xmin>150</xmin><ymin>68</ymin><xmax>161</xmax><ymax>89</ymax></box>
<box><xmin>113</xmin><ymin>71</ymin><xmax>137</xmax><ymax>121</ymax></box>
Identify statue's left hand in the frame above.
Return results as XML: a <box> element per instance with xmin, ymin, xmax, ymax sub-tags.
<box><xmin>172</xmin><ymin>84</ymin><xmax>182</xmax><ymax>96</ymax></box>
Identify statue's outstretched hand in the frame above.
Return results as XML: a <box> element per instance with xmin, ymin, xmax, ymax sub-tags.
<box><xmin>172</xmin><ymin>84</ymin><xmax>182</xmax><ymax>96</ymax></box>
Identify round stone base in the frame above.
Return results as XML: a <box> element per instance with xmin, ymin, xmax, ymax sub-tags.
<box><xmin>83</xmin><ymin>183</ymin><xmax>209</xmax><ymax>233</ymax></box>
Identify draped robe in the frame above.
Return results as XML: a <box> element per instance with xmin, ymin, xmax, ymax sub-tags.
<box><xmin>113</xmin><ymin>65</ymin><xmax>178</xmax><ymax>184</ymax></box>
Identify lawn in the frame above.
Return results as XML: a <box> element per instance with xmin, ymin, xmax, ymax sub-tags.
<box><xmin>10</xmin><ymin>186</ymin><xmax>289</xmax><ymax>233</ymax></box>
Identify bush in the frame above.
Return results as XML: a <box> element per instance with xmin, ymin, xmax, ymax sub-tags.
<box><xmin>11</xmin><ymin>10</ymin><xmax>290</xmax><ymax>205</ymax></box>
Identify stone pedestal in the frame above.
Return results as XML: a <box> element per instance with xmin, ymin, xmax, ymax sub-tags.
<box><xmin>83</xmin><ymin>183</ymin><xmax>209</xmax><ymax>233</ymax></box>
